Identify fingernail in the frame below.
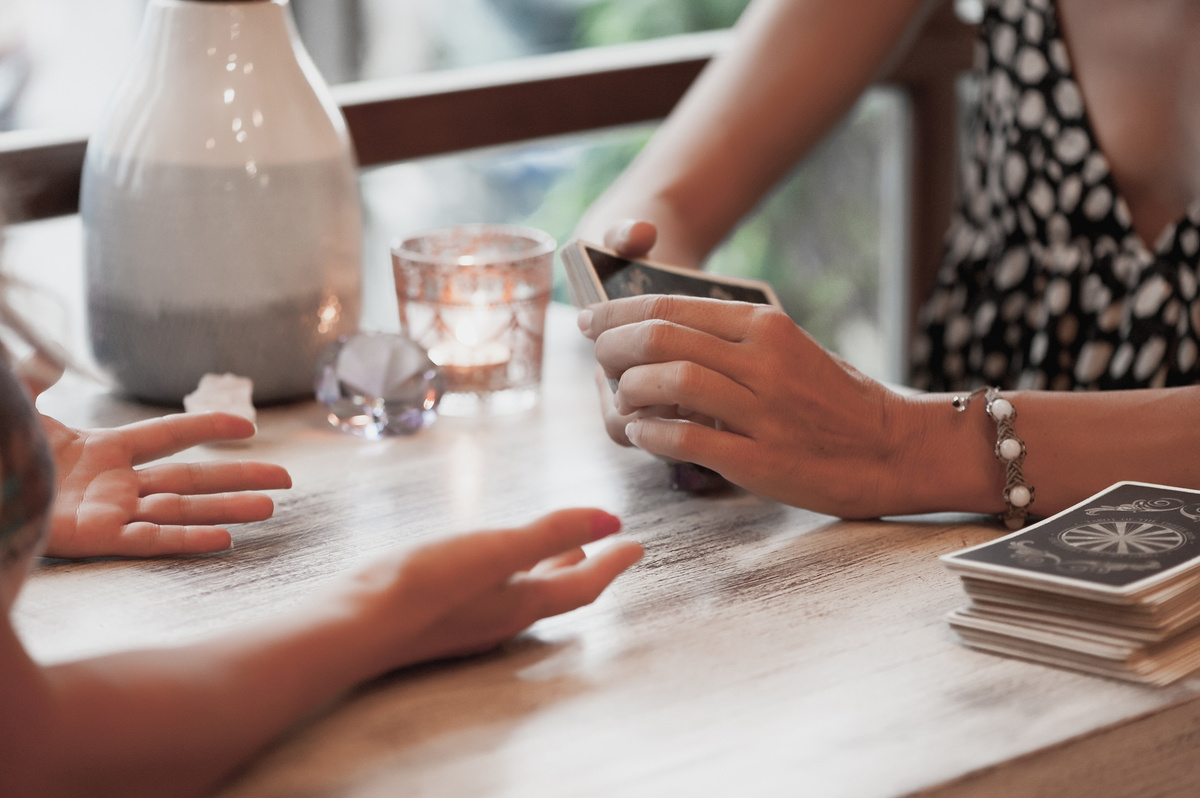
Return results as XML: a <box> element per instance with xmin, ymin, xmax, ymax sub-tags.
<box><xmin>624</xmin><ymin>420</ymin><xmax>639</xmax><ymax>444</ymax></box>
<box><xmin>590</xmin><ymin>511</ymin><xmax>622</xmax><ymax>540</ymax></box>
<box><xmin>577</xmin><ymin>308</ymin><xmax>594</xmax><ymax>333</ymax></box>
<box><xmin>615</xmin><ymin>219</ymin><xmax>636</xmax><ymax>244</ymax></box>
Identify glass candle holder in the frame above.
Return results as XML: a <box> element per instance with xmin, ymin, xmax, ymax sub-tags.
<box><xmin>391</xmin><ymin>224</ymin><xmax>555</xmax><ymax>416</ymax></box>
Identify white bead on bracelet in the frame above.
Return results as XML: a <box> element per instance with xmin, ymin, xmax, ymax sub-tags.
<box><xmin>952</xmin><ymin>386</ymin><xmax>1034</xmax><ymax>530</ymax></box>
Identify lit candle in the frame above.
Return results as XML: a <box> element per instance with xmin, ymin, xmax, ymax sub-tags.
<box><xmin>427</xmin><ymin>293</ymin><xmax>512</xmax><ymax>391</ymax></box>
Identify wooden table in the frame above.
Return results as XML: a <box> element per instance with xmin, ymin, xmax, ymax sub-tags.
<box><xmin>11</xmin><ymin>218</ymin><xmax>1200</xmax><ymax>797</ymax></box>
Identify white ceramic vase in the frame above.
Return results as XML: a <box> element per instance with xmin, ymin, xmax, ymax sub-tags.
<box><xmin>81</xmin><ymin>0</ymin><xmax>362</xmax><ymax>405</ymax></box>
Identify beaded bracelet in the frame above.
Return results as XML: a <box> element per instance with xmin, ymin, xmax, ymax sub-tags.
<box><xmin>952</xmin><ymin>386</ymin><xmax>1034</xmax><ymax>530</ymax></box>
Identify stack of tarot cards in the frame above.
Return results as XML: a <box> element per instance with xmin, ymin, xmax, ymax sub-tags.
<box><xmin>942</xmin><ymin>481</ymin><xmax>1200</xmax><ymax>685</ymax></box>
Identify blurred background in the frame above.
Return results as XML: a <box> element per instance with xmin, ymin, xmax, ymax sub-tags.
<box><xmin>0</xmin><ymin>0</ymin><xmax>914</xmax><ymax>382</ymax></box>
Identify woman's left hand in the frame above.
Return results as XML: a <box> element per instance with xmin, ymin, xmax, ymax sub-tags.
<box><xmin>578</xmin><ymin>294</ymin><xmax>914</xmax><ymax>518</ymax></box>
<box><xmin>38</xmin><ymin>411</ymin><xmax>292</xmax><ymax>558</ymax></box>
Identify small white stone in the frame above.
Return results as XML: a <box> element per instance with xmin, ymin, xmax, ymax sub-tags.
<box><xmin>988</xmin><ymin>397</ymin><xmax>1015</xmax><ymax>421</ymax></box>
<box><xmin>998</xmin><ymin>437</ymin><xmax>1023</xmax><ymax>461</ymax></box>
<box><xmin>183</xmin><ymin>373</ymin><xmax>256</xmax><ymax>424</ymax></box>
<box><xmin>1008</xmin><ymin>485</ymin><xmax>1031</xmax><ymax>508</ymax></box>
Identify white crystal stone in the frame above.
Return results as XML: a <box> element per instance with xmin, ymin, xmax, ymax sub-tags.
<box><xmin>988</xmin><ymin>397</ymin><xmax>1015</xmax><ymax>421</ymax></box>
<box><xmin>1008</xmin><ymin>485</ymin><xmax>1032</xmax><ymax>508</ymax></box>
<box><xmin>183</xmin><ymin>373</ymin><xmax>256</xmax><ymax>423</ymax></box>
<box><xmin>998</xmin><ymin>437</ymin><xmax>1023</xmax><ymax>461</ymax></box>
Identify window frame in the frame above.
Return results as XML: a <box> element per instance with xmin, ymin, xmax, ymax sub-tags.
<box><xmin>0</xmin><ymin>8</ymin><xmax>974</xmax><ymax>341</ymax></box>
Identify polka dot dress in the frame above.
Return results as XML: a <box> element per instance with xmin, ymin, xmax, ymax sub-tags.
<box><xmin>910</xmin><ymin>0</ymin><xmax>1200</xmax><ymax>392</ymax></box>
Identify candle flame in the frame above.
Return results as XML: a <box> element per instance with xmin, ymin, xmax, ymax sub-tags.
<box><xmin>317</xmin><ymin>295</ymin><xmax>342</xmax><ymax>334</ymax></box>
<box><xmin>454</xmin><ymin>317</ymin><xmax>480</xmax><ymax>346</ymax></box>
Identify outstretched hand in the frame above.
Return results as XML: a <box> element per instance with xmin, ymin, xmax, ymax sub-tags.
<box><xmin>37</xmin><ymin>410</ymin><xmax>292</xmax><ymax>558</ymax></box>
<box><xmin>349</xmin><ymin>508</ymin><xmax>644</xmax><ymax>671</ymax></box>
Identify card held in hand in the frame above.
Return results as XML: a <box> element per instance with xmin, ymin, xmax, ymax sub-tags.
<box><xmin>560</xmin><ymin>239</ymin><xmax>782</xmax><ymax>311</ymax></box>
<box><xmin>560</xmin><ymin>239</ymin><xmax>783</xmax><ymax>394</ymax></box>
<box><xmin>559</xmin><ymin>239</ymin><xmax>782</xmax><ymax>496</ymax></box>
<box><xmin>942</xmin><ymin>481</ymin><xmax>1200</xmax><ymax>685</ymax></box>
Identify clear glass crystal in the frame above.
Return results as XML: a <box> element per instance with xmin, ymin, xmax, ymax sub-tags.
<box><xmin>315</xmin><ymin>332</ymin><xmax>444</xmax><ymax>438</ymax></box>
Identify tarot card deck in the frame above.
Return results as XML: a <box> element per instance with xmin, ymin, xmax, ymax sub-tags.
<box><xmin>942</xmin><ymin>482</ymin><xmax>1200</xmax><ymax>685</ymax></box>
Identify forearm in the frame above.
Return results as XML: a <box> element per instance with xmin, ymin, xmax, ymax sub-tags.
<box><xmin>1</xmin><ymin>509</ymin><xmax>634</xmax><ymax>798</ymax></box>
<box><xmin>577</xmin><ymin>0</ymin><xmax>935</xmax><ymax>266</ymax></box>
<box><xmin>1017</xmin><ymin>388</ymin><xmax>1200</xmax><ymax>513</ymax></box>
<box><xmin>894</xmin><ymin>386</ymin><xmax>1200</xmax><ymax>518</ymax></box>
<box><xmin>10</xmin><ymin>595</ymin><xmax>384</xmax><ymax>798</ymax></box>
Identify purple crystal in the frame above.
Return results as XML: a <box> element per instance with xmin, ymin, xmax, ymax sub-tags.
<box><xmin>315</xmin><ymin>332</ymin><xmax>445</xmax><ymax>438</ymax></box>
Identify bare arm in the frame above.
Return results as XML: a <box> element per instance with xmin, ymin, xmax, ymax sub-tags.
<box><xmin>916</xmin><ymin>386</ymin><xmax>1200</xmax><ymax>518</ymax></box>
<box><xmin>580</xmin><ymin>295</ymin><xmax>1200</xmax><ymax>520</ymax></box>
<box><xmin>0</xmin><ymin>509</ymin><xmax>642</xmax><ymax>798</ymax></box>
<box><xmin>576</xmin><ymin>0</ymin><xmax>937</xmax><ymax>267</ymax></box>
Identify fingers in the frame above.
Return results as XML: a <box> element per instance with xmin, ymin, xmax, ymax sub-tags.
<box><xmin>589</xmin><ymin>316</ymin><xmax>757</xmax><ymax>427</ymax></box>
<box><xmin>382</xmin><ymin>536</ymin><xmax>644</xmax><ymax>668</ymax></box>
<box><xmin>136</xmin><ymin>492</ymin><xmax>278</xmax><ymax>526</ymax></box>
<box><xmin>399</xmin><ymin>508</ymin><xmax>626</xmax><ymax>609</ymax></box>
<box><xmin>137</xmin><ymin>460</ymin><xmax>292</xmax><ymax>497</ymax></box>
<box><xmin>624</xmin><ymin>415</ymin><xmax>749</xmax><ymax>474</ymax></box>
<box><xmin>593</xmin><ymin>366</ymin><xmax>635</xmax><ymax>446</ymax></box>
<box><xmin>44</xmin><ymin>523</ymin><xmax>234</xmax><ymax>558</ymax></box>
<box><xmin>133</xmin><ymin>460</ymin><xmax>288</xmax><ymax>527</ymax></box>
<box><xmin>445</xmin><ymin>539</ymin><xmax>643</xmax><ymax>653</ymax></box>
<box><xmin>603</xmin><ymin>219</ymin><xmax>657</xmax><ymax>256</ymax></box>
<box><xmin>591</xmin><ymin>318</ymin><xmax>724</xmax><ymax>378</ymax></box>
<box><xmin>528</xmin><ymin>547</ymin><xmax>587</xmax><ymax>574</ymax></box>
<box><xmin>113</xmin><ymin>523</ymin><xmax>233</xmax><ymax>557</ymax></box>
<box><xmin>120</xmin><ymin>412</ymin><xmax>259</xmax><ymax>465</ymax></box>
<box><xmin>462</xmin><ymin>508</ymin><xmax>625</xmax><ymax>579</ymax></box>
<box><xmin>593</xmin><ymin>363</ymin><xmax>728</xmax><ymax>455</ymax></box>
<box><xmin>14</xmin><ymin>351</ymin><xmax>65</xmax><ymax>399</ymax></box>
<box><xmin>591</xmin><ymin>316</ymin><xmax>766</xmax><ymax>408</ymax></box>
<box><xmin>514</xmin><ymin>539</ymin><xmax>644</xmax><ymax>619</ymax></box>
<box><xmin>614</xmin><ymin>362</ymin><xmax>756</xmax><ymax>435</ymax></box>
<box><xmin>578</xmin><ymin>295</ymin><xmax>761</xmax><ymax>342</ymax></box>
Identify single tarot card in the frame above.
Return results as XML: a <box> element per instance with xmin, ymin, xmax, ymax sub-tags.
<box><xmin>560</xmin><ymin>241</ymin><xmax>602</xmax><ymax>308</ymax></box>
<box><xmin>561</xmin><ymin>239</ymin><xmax>782</xmax><ymax>395</ymax></box>
<box><xmin>580</xmin><ymin>244</ymin><xmax>782</xmax><ymax>307</ymax></box>
<box><xmin>942</xmin><ymin>482</ymin><xmax>1200</xmax><ymax>595</ymax></box>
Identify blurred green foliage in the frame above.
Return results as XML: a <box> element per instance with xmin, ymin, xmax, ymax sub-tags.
<box><xmin>574</xmin><ymin>0</ymin><xmax>749</xmax><ymax>44</ymax></box>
